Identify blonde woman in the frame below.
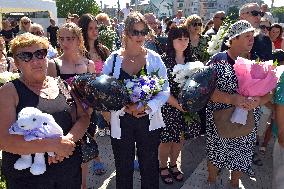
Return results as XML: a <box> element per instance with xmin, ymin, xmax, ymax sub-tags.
<box><xmin>103</xmin><ymin>12</ymin><xmax>169</xmax><ymax>189</ymax></box>
<box><xmin>18</xmin><ymin>16</ymin><xmax>31</xmax><ymax>35</ymax></box>
<box><xmin>184</xmin><ymin>14</ymin><xmax>210</xmax><ymax>63</ymax></box>
<box><xmin>0</xmin><ymin>32</ymin><xmax>89</xmax><ymax>188</ymax></box>
<box><xmin>0</xmin><ymin>37</ymin><xmax>17</xmax><ymax>73</ymax></box>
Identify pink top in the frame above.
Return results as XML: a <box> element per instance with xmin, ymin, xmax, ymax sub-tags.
<box><xmin>95</xmin><ymin>60</ymin><xmax>104</xmax><ymax>74</ymax></box>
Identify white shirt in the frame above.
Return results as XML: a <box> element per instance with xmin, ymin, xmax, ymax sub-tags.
<box><xmin>121</xmin><ymin>8</ymin><xmax>131</xmax><ymax>21</ymax></box>
<box><xmin>102</xmin><ymin>49</ymin><xmax>170</xmax><ymax>139</ymax></box>
<box><xmin>173</xmin><ymin>17</ymin><xmax>181</xmax><ymax>25</ymax></box>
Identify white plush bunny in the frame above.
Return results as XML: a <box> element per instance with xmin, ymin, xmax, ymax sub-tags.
<box><xmin>9</xmin><ymin>107</ymin><xmax>63</xmax><ymax>175</ymax></box>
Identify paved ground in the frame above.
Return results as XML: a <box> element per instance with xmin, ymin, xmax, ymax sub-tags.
<box><xmin>87</xmin><ymin>135</ymin><xmax>273</xmax><ymax>189</ymax></box>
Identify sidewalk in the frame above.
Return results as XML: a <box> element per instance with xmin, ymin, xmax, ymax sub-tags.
<box><xmin>87</xmin><ymin>135</ymin><xmax>273</xmax><ymax>189</ymax></box>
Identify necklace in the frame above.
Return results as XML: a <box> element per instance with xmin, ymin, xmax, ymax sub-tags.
<box><xmin>124</xmin><ymin>49</ymin><xmax>144</xmax><ymax>63</ymax></box>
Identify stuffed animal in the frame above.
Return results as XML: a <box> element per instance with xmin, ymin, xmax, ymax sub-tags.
<box><xmin>9</xmin><ymin>107</ymin><xmax>63</xmax><ymax>175</ymax></box>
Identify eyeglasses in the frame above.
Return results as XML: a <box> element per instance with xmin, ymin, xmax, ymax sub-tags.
<box><xmin>192</xmin><ymin>23</ymin><xmax>202</xmax><ymax>27</ymax></box>
<box><xmin>58</xmin><ymin>36</ymin><xmax>77</xmax><ymax>42</ymax></box>
<box><xmin>130</xmin><ymin>29</ymin><xmax>148</xmax><ymax>36</ymax></box>
<box><xmin>214</xmin><ymin>16</ymin><xmax>226</xmax><ymax>21</ymax></box>
<box><xmin>259</xmin><ymin>25</ymin><xmax>271</xmax><ymax>30</ymax></box>
<box><xmin>16</xmin><ymin>49</ymin><xmax>47</xmax><ymax>62</ymax></box>
<box><xmin>22</xmin><ymin>21</ymin><xmax>30</xmax><ymax>25</ymax></box>
<box><xmin>246</xmin><ymin>10</ymin><xmax>264</xmax><ymax>17</ymax></box>
<box><xmin>31</xmin><ymin>31</ymin><xmax>43</xmax><ymax>36</ymax></box>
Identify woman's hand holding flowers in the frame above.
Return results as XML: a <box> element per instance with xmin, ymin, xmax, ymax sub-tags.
<box><xmin>125</xmin><ymin>103</ymin><xmax>147</xmax><ymax>118</ymax></box>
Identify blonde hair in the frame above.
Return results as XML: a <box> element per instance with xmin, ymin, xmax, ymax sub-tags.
<box><xmin>122</xmin><ymin>11</ymin><xmax>150</xmax><ymax>47</ymax></box>
<box><xmin>184</xmin><ymin>14</ymin><xmax>202</xmax><ymax>28</ymax></box>
<box><xmin>9</xmin><ymin>33</ymin><xmax>49</xmax><ymax>58</ymax></box>
<box><xmin>30</xmin><ymin>23</ymin><xmax>44</xmax><ymax>33</ymax></box>
<box><xmin>58</xmin><ymin>22</ymin><xmax>86</xmax><ymax>56</ymax></box>
<box><xmin>95</xmin><ymin>13</ymin><xmax>110</xmax><ymax>25</ymax></box>
<box><xmin>19</xmin><ymin>16</ymin><xmax>31</xmax><ymax>31</ymax></box>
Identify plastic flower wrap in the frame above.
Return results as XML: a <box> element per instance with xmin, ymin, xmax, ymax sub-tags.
<box><xmin>172</xmin><ymin>62</ymin><xmax>216</xmax><ymax>112</ymax></box>
<box><xmin>0</xmin><ymin>71</ymin><xmax>20</xmax><ymax>85</ymax></box>
<box><xmin>230</xmin><ymin>57</ymin><xmax>278</xmax><ymax>125</ymax></box>
<box><xmin>124</xmin><ymin>69</ymin><xmax>165</xmax><ymax>107</ymax></box>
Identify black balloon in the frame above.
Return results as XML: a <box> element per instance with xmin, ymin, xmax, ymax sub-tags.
<box><xmin>178</xmin><ymin>66</ymin><xmax>216</xmax><ymax>112</ymax></box>
<box><xmin>72</xmin><ymin>73</ymin><xmax>130</xmax><ymax>111</ymax></box>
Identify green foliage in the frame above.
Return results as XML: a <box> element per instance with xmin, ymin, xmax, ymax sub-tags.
<box><xmin>56</xmin><ymin>0</ymin><xmax>100</xmax><ymax>18</ymax></box>
<box><xmin>184</xmin><ymin>112</ymin><xmax>200</xmax><ymax>125</ymax></box>
<box><xmin>271</xmin><ymin>6</ymin><xmax>284</xmax><ymax>23</ymax></box>
<box><xmin>98</xmin><ymin>25</ymin><xmax>117</xmax><ymax>51</ymax></box>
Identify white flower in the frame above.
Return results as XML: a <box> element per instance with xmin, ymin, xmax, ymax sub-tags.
<box><xmin>142</xmin><ymin>85</ymin><xmax>151</xmax><ymax>93</ymax></box>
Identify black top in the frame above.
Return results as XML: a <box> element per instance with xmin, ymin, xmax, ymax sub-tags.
<box><xmin>47</xmin><ymin>25</ymin><xmax>59</xmax><ymax>43</ymax></box>
<box><xmin>0</xmin><ymin>29</ymin><xmax>14</xmax><ymax>40</ymax></box>
<box><xmin>2</xmin><ymin>79</ymin><xmax>81</xmax><ymax>180</ymax></box>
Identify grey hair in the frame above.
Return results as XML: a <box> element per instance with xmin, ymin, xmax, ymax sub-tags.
<box><xmin>239</xmin><ymin>3</ymin><xmax>259</xmax><ymax>16</ymax></box>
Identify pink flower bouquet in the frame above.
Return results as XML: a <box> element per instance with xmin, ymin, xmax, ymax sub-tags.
<box><xmin>230</xmin><ymin>57</ymin><xmax>278</xmax><ymax>125</ymax></box>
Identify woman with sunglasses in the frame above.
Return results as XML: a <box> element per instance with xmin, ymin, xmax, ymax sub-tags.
<box><xmin>29</xmin><ymin>23</ymin><xmax>58</xmax><ymax>59</ymax></box>
<box><xmin>18</xmin><ymin>16</ymin><xmax>31</xmax><ymax>35</ymax></box>
<box><xmin>0</xmin><ymin>32</ymin><xmax>90</xmax><ymax>188</ymax></box>
<box><xmin>270</xmin><ymin>23</ymin><xmax>284</xmax><ymax>51</ymax></box>
<box><xmin>0</xmin><ymin>37</ymin><xmax>17</xmax><ymax>73</ymax></box>
<box><xmin>185</xmin><ymin>14</ymin><xmax>210</xmax><ymax>63</ymax></box>
<box><xmin>102</xmin><ymin>11</ymin><xmax>169</xmax><ymax>189</ymax></box>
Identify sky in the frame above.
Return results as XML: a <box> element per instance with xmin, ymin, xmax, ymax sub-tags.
<box><xmin>95</xmin><ymin>0</ymin><xmax>284</xmax><ymax>9</ymax></box>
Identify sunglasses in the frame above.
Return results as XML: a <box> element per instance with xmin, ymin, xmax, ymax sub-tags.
<box><xmin>215</xmin><ymin>16</ymin><xmax>226</xmax><ymax>21</ymax></box>
<box><xmin>192</xmin><ymin>23</ymin><xmax>202</xmax><ymax>27</ymax></box>
<box><xmin>130</xmin><ymin>29</ymin><xmax>148</xmax><ymax>36</ymax></box>
<box><xmin>259</xmin><ymin>25</ymin><xmax>271</xmax><ymax>30</ymax></box>
<box><xmin>23</xmin><ymin>21</ymin><xmax>30</xmax><ymax>25</ymax></box>
<box><xmin>31</xmin><ymin>31</ymin><xmax>43</xmax><ymax>36</ymax></box>
<box><xmin>16</xmin><ymin>49</ymin><xmax>48</xmax><ymax>62</ymax></box>
<box><xmin>247</xmin><ymin>10</ymin><xmax>264</xmax><ymax>17</ymax></box>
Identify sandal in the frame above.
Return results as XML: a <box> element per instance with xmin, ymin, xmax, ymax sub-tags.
<box><xmin>93</xmin><ymin>161</ymin><xmax>106</xmax><ymax>175</ymax></box>
<box><xmin>160</xmin><ymin>167</ymin><xmax>173</xmax><ymax>185</ymax></box>
<box><xmin>168</xmin><ymin>164</ymin><xmax>183</xmax><ymax>182</ymax></box>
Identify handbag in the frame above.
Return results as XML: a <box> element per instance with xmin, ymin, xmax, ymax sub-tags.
<box><xmin>80</xmin><ymin>132</ymin><xmax>99</xmax><ymax>163</ymax></box>
<box><xmin>213</xmin><ymin>107</ymin><xmax>255</xmax><ymax>138</ymax></box>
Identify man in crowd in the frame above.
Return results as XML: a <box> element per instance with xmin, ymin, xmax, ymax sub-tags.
<box><xmin>121</xmin><ymin>2</ymin><xmax>132</xmax><ymax>21</ymax></box>
<box><xmin>173</xmin><ymin>10</ymin><xmax>183</xmax><ymax>26</ymax></box>
<box><xmin>144</xmin><ymin>13</ymin><xmax>166</xmax><ymax>55</ymax></box>
<box><xmin>205</xmin><ymin>11</ymin><xmax>225</xmax><ymax>38</ymax></box>
<box><xmin>47</xmin><ymin>18</ymin><xmax>59</xmax><ymax>50</ymax></box>
<box><xmin>240</xmin><ymin>3</ymin><xmax>272</xmax><ymax>61</ymax></box>
<box><xmin>261</xmin><ymin>3</ymin><xmax>275</xmax><ymax>24</ymax></box>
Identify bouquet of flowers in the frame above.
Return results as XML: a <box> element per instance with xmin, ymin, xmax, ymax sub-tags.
<box><xmin>0</xmin><ymin>71</ymin><xmax>20</xmax><ymax>86</ymax></box>
<box><xmin>230</xmin><ymin>57</ymin><xmax>278</xmax><ymax>125</ymax></box>
<box><xmin>124</xmin><ymin>70</ymin><xmax>165</xmax><ymax>107</ymax></box>
<box><xmin>172</xmin><ymin>61</ymin><xmax>216</xmax><ymax>112</ymax></box>
<box><xmin>98</xmin><ymin>25</ymin><xmax>117</xmax><ymax>51</ymax></box>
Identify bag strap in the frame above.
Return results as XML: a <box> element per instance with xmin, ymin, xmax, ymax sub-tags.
<box><xmin>53</xmin><ymin>59</ymin><xmax>61</xmax><ymax>76</ymax></box>
<box><xmin>111</xmin><ymin>54</ymin><xmax>118</xmax><ymax>76</ymax></box>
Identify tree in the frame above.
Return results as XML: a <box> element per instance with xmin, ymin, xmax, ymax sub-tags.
<box><xmin>56</xmin><ymin>0</ymin><xmax>100</xmax><ymax>18</ymax></box>
<box><xmin>271</xmin><ymin>6</ymin><xmax>284</xmax><ymax>23</ymax></box>
<box><xmin>227</xmin><ymin>6</ymin><xmax>239</xmax><ymax>21</ymax></box>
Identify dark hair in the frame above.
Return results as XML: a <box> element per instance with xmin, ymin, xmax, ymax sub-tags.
<box><xmin>78</xmin><ymin>13</ymin><xmax>108</xmax><ymax>61</ymax></box>
<box><xmin>166</xmin><ymin>26</ymin><xmax>191</xmax><ymax>59</ymax></box>
<box><xmin>202</xmin><ymin>19</ymin><xmax>213</xmax><ymax>35</ymax></box>
<box><xmin>270</xmin><ymin>23</ymin><xmax>283</xmax><ymax>40</ymax></box>
<box><xmin>165</xmin><ymin>20</ymin><xmax>174</xmax><ymax>34</ymax></box>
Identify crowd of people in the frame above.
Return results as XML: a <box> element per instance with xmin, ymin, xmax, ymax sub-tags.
<box><xmin>0</xmin><ymin>2</ymin><xmax>284</xmax><ymax>189</ymax></box>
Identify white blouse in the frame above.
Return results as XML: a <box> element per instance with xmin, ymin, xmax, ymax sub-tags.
<box><xmin>102</xmin><ymin>49</ymin><xmax>170</xmax><ymax>139</ymax></box>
